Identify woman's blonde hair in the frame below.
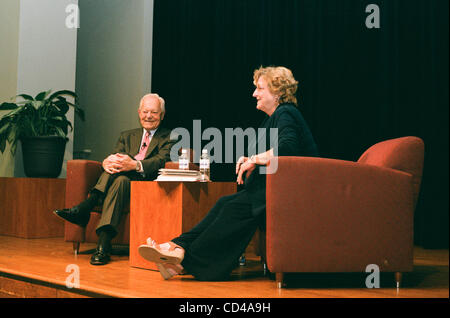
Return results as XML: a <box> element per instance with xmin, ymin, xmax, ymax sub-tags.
<box><xmin>253</xmin><ymin>66</ymin><xmax>299</xmax><ymax>106</ymax></box>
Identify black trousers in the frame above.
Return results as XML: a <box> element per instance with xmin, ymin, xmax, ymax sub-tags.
<box><xmin>172</xmin><ymin>190</ymin><xmax>264</xmax><ymax>281</ymax></box>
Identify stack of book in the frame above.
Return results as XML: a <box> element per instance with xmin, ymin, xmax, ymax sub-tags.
<box><xmin>155</xmin><ymin>168</ymin><xmax>201</xmax><ymax>182</ymax></box>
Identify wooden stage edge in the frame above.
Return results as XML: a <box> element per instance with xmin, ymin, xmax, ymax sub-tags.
<box><xmin>0</xmin><ymin>236</ymin><xmax>448</xmax><ymax>299</ymax></box>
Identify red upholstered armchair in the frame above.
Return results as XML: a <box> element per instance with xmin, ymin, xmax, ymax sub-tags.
<box><xmin>64</xmin><ymin>152</ymin><xmax>199</xmax><ymax>254</ymax></box>
<box><xmin>64</xmin><ymin>160</ymin><xmax>124</xmax><ymax>255</ymax></box>
<box><xmin>265</xmin><ymin>136</ymin><xmax>424</xmax><ymax>288</ymax></box>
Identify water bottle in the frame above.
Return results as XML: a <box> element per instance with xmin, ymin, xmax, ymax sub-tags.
<box><xmin>179</xmin><ymin>149</ymin><xmax>189</xmax><ymax>170</ymax></box>
<box><xmin>199</xmin><ymin>149</ymin><xmax>210</xmax><ymax>181</ymax></box>
<box><xmin>239</xmin><ymin>253</ymin><xmax>246</xmax><ymax>266</ymax></box>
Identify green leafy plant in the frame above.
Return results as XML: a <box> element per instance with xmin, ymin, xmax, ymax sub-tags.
<box><xmin>0</xmin><ymin>90</ymin><xmax>84</xmax><ymax>154</ymax></box>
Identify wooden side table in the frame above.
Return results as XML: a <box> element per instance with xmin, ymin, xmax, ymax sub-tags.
<box><xmin>129</xmin><ymin>181</ymin><xmax>236</xmax><ymax>270</ymax></box>
<box><xmin>0</xmin><ymin>177</ymin><xmax>65</xmax><ymax>238</ymax></box>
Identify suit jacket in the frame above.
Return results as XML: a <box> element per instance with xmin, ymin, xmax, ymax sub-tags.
<box><xmin>111</xmin><ymin>126</ymin><xmax>175</xmax><ymax>181</ymax></box>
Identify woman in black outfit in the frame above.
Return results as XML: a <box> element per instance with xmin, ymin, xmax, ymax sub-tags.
<box><xmin>138</xmin><ymin>66</ymin><xmax>318</xmax><ymax>281</ymax></box>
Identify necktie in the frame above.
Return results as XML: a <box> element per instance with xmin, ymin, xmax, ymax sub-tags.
<box><xmin>135</xmin><ymin>131</ymin><xmax>150</xmax><ymax>161</ymax></box>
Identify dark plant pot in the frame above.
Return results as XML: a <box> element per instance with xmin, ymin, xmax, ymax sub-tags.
<box><xmin>21</xmin><ymin>136</ymin><xmax>67</xmax><ymax>178</ymax></box>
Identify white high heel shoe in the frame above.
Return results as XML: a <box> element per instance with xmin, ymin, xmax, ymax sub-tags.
<box><xmin>156</xmin><ymin>262</ymin><xmax>184</xmax><ymax>280</ymax></box>
<box><xmin>138</xmin><ymin>237</ymin><xmax>185</xmax><ymax>265</ymax></box>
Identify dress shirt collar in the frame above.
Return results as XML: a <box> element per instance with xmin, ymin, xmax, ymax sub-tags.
<box><xmin>140</xmin><ymin>127</ymin><xmax>157</xmax><ymax>146</ymax></box>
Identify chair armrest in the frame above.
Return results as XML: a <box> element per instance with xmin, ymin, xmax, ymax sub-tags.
<box><xmin>65</xmin><ymin>159</ymin><xmax>103</xmax><ymax>208</ymax></box>
<box><xmin>266</xmin><ymin>156</ymin><xmax>414</xmax><ymax>273</ymax></box>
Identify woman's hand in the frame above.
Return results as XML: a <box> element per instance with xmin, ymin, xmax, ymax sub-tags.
<box><xmin>236</xmin><ymin>156</ymin><xmax>256</xmax><ymax>185</ymax></box>
<box><xmin>235</xmin><ymin>156</ymin><xmax>248</xmax><ymax>174</ymax></box>
<box><xmin>235</xmin><ymin>150</ymin><xmax>274</xmax><ymax>184</ymax></box>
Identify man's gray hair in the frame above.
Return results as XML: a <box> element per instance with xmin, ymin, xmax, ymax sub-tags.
<box><xmin>140</xmin><ymin>93</ymin><xmax>165</xmax><ymax>113</ymax></box>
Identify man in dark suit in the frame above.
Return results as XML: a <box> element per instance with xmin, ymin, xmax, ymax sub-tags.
<box><xmin>54</xmin><ymin>93</ymin><xmax>174</xmax><ymax>265</ymax></box>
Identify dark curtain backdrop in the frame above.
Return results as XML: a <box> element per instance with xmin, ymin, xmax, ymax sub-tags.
<box><xmin>151</xmin><ymin>0</ymin><xmax>449</xmax><ymax>248</ymax></box>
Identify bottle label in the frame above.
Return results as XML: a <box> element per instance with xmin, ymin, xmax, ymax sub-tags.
<box><xmin>179</xmin><ymin>159</ymin><xmax>189</xmax><ymax>170</ymax></box>
<box><xmin>200</xmin><ymin>159</ymin><xmax>210</xmax><ymax>169</ymax></box>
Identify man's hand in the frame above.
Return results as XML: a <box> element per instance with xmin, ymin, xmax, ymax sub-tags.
<box><xmin>102</xmin><ymin>154</ymin><xmax>121</xmax><ymax>174</ymax></box>
<box><xmin>102</xmin><ymin>153</ymin><xmax>138</xmax><ymax>174</ymax></box>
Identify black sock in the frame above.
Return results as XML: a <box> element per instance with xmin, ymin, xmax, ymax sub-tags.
<box><xmin>75</xmin><ymin>190</ymin><xmax>102</xmax><ymax>213</ymax></box>
<box><xmin>97</xmin><ymin>229</ymin><xmax>114</xmax><ymax>252</ymax></box>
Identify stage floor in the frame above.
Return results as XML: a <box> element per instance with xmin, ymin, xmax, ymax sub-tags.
<box><xmin>0</xmin><ymin>236</ymin><xmax>448</xmax><ymax>298</ymax></box>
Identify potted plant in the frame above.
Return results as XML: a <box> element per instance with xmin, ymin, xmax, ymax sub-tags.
<box><xmin>0</xmin><ymin>90</ymin><xmax>84</xmax><ymax>178</ymax></box>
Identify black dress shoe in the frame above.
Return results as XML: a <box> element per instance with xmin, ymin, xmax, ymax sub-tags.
<box><xmin>90</xmin><ymin>230</ymin><xmax>113</xmax><ymax>265</ymax></box>
<box><xmin>53</xmin><ymin>207</ymin><xmax>90</xmax><ymax>227</ymax></box>
<box><xmin>90</xmin><ymin>247</ymin><xmax>111</xmax><ymax>265</ymax></box>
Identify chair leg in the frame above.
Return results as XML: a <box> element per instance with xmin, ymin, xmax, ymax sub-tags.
<box><xmin>260</xmin><ymin>255</ymin><xmax>268</xmax><ymax>276</ymax></box>
<box><xmin>73</xmin><ymin>242</ymin><xmax>80</xmax><ymax>256</ymax></box>
<box><xmin>276</xmin><ymin>273</ymin><xmax>285</xmax><ymax>289</ymax></box>
<box><xmin>395</xmin><ymin>272</ymin><xmax>402</xmax><ymax>289</ymax></box>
